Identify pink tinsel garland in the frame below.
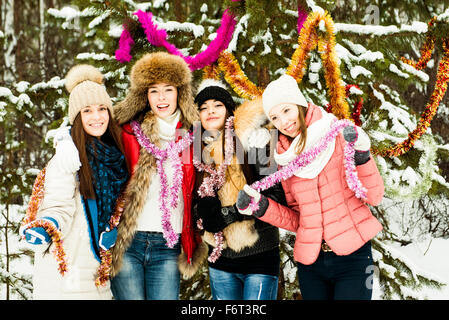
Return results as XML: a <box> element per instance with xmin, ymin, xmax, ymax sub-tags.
<box><xmin>248</xmin><ymin>119</ymin><xmax>368</xmax><ymax>211</ymax></box>
<box><xmin>297</xmin><ymin>3</ymin><xmax>308</xmax><ymax>34</ymax></box>
<box><xmin>131</xmin><ymin>121</ymin><xmax>194</xmax><ymax>248</ymax></box>
<box><xmin>194</xmin><ymin>117</ymin><xmax>234</xmax><ymax>263</ymax></box>
<box><xmin>115</xmin><ymin>9</ymin><xmax>237</xmax><ymax>70</ymax></box>
<box><xmin>115</xmin><ymin>28</ymin><xmax>135</xmax><ymax>63</ymax></box>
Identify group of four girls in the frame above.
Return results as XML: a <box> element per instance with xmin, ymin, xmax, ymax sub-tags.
<box><xmin>21</xmin><ymin>51</ymin><xmax>384</xmax><ymax>300</ymax></box>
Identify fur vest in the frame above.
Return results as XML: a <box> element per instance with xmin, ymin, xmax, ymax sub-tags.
<box><xmin>201</xmin><ymin>97</ymin><xmax>283</xmax><ymax>257</ymax></box>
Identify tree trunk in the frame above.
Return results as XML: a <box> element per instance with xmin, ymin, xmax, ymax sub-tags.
<box><xmin>39</xmin><ymin>0</ymin><xmax>45</xmax><ymax>79</ymax></box>
<box><xmin>3</xmin><ymin>0</ymin><xmax>15</xmax><ymax>83</ymax></box>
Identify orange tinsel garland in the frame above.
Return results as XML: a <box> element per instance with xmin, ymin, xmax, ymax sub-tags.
<box><xmin>373</xmin><ymin>38</ymin><xmax>449</xmax><ymax>157</ymax></box>
<box><xmin>288</xmin><ymin>11</ymin><xmax>351</xmax><ymax>120</ymax></box>
<box><xmin>202</xmin><ymin>64</ymin><xmax>221</xmax><ymax>80</ymax></box>
<box><xmin>22</xmin><ymin>167</ymin><xmax>127</xmax><ymax>286</ymax></box>
<box><xmin>217</xmin><ymin>51</ymin><xmax>263</xmax><ymax>99</ymax></box>
<box><xmin>400</xmin><ymin>17</ymin><xmax>437</xmax><ymax>71</ymax></box>
<box><xmin>95</xmin><ymin>194</ymin><xmax>125</xmax><ymax>287</ymax></box>
<box><xmin>207</xmin><ymin>12</ymin><xmax>351</xmax><ymax>121</ymax></box>
<box><xmin>21</xmin><ymin>168</ymin><xmax>69</xmax><ymax>275</ymax></box>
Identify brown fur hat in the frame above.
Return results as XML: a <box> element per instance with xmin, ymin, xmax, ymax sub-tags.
<box><xmin>114</xmin><ymin>51</ymin><xmax>199</xmax><ymax>126</ymax></box>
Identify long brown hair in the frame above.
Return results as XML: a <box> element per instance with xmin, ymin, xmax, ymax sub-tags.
<box><xmin>71</xmin><ymin>109</ymin><xmax>129</xmax><ymax>199</ymax></box>
<box><xmin>289</xmin><ymin>104</ymin><xmax>308</xmax><ymax>155</ymax></box>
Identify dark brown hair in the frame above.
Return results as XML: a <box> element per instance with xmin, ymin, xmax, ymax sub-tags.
<box><xmin>71</xmin><ymin>109</ymin><xmax>129</xmax><ymax>199</ymax></box>
<box><xmin>193</xmin><ymin>111</ymin><xmax>255</xmax><ymax>201</ymax></box>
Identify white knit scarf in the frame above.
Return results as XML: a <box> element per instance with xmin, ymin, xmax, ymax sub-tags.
<box><xmin>157</xmin><ymin>109</ymin><xmax>181</xmax><ymax>142</ymax></box>
<box><xmin>274</xmin><ymin>107</ymin><xmax>336</xmax><ymax>179</ymax></box>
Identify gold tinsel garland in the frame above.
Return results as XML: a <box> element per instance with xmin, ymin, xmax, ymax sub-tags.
<box><xmin>204</xmin><ymin>12</ymin><xmax>448</xmax><ymax>159</ymax></box>
<box><xmin>204</xmin><ymin>11</ymin><xmax>351</xmax><ymax>120</ymax></box>
<box><xmin>217</xmin><ymin>51</ymin><xmax>263</xmax><ymax>99</ymax></box>
<box><xmin>373</xmin><ymin>37</ymin><xmax>449</xmax><ymax>157</ymax></box>
<box><xmin>22</xmin><ymin>167</ymin><xmax>126</xmax><ymax>287</ymax></box>
<box><xmin>400</xmin><ymin>17</ymin><xmax>437</xmax><ymax>71</ymax></box>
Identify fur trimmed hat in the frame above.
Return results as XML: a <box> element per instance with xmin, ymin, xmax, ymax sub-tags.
<box><xmin>194</xmin><ymin>79</ymin><xmax>236</xmax><ymax>115</ymax></box>
<box><xmin>65</xmin><ymin>64</ymin><xmax>112</xmax><ymax>124</ymax></box>
<box><xmin>114</xmin><ymin>51</ymin><xmax>198</xmax><ymax>126</ymax></box>
<box><xmin>262</xmin><ymin>74</ymin><xmax>307</xmax><ymax>117</ymax></box>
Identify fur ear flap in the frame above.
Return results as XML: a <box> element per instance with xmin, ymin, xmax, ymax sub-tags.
<box><xmin>113</xmin><ymin>88</ymin><xmax>148</xmax><ymax>125</ymax></box>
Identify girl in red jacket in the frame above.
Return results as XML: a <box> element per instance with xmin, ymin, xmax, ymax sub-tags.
<box><xmin>236</xmin><ymin>74</ymin><xmax>384</xmax><ymax>300</ymax></box>
<box><xmin>108</xmin><ymin>52</ymin><xmax>207</xmax><ymax>300</ymax></box>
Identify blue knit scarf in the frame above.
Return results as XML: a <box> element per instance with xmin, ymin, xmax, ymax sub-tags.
<box><xmin>86</xmin><ymin>138</ymin><xmax>128</xmax><ymax>235</ymax></box>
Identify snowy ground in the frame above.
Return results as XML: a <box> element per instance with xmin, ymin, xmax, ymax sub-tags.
<box><xmin>377</xmin><ymin>238</ymin><xmax>449</xmax><ymax>300</ymax></box>
<box><xmin>2</xmin><ymin>204</ymin><xmax>449</xmax><ymax>300</ymax></box>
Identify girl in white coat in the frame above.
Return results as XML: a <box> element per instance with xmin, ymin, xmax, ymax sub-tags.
<box><xmin>20</xmin><ymin>65</ymin><xmax>129</xmax><ymax>299</ymax></box>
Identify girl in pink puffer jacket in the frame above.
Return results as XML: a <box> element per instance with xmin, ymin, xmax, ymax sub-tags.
<box><xmin>236</xmin><ymin>75</ymin><xmax>384</xmax><ymax>300</ymax></box>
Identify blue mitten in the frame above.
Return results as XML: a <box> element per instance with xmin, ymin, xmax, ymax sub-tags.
<box><xmin>22</xmin><ymin>217</ymin><xmax>59</xmax><ymax>245</ymax></box>
<box><xmin>99</xmin><ymin>227</ymin><xmax>118</xmax><ymax>251</ymax></box>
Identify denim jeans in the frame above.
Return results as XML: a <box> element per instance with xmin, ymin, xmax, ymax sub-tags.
<box><xmin>208</xmin><ymin>267</ymin><xmax>279</xmax><ymax>300</ymax></box>
<box><xmin>111</xmin><ymin>231</ymin><xmax>181</xmax><ymax>300</ymax></box>
<box><xmin>296</xmin><ymin>241</ymin><xmax>374</xmax><ymax>300</ymax></box>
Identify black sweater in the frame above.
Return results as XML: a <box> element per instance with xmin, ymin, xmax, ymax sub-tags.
<box><xmin>196</xmin><ymin>146</ymin><xmax>287</xmax><ymax>276</ymax></box>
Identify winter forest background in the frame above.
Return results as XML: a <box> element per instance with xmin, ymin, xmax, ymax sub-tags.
<box><xmin>1</xmin><ymin>0</ymin><xmax>449</xmax><ymax>300</ymax></box>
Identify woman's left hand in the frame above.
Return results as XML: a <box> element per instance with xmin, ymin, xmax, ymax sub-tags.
<box><xmin>236</xmin><ymin>185</ymin><xmax>269</xmax><ymax>217</ymax></box>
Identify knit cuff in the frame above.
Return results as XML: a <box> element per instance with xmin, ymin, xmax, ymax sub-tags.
<box><xmin>355</xmin><ymin>150</ymin><xmax>370</xmax><ymax>166</ymax></box>
<box><xmin>253</xmin><ymin>195</ymin><xmax>269</xmax><ymax>218</ymax></box>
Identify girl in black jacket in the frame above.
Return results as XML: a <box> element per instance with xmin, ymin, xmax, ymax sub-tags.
<box><xmin>193</xmin><ymin>79</ymin><xmax>286</xmax><ymax>300</ymax></box>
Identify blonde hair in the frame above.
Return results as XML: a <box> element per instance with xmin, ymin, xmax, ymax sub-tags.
<box><xmin>293</xmin><ymin>105</ymin><xmax>308</xmax><ymax>155</ymax></box>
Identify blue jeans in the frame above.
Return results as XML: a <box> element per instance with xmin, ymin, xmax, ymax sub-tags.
<box><xmin>111</xmin><ymin>231</ymin><xmax>181</xmax><ymax>300</ymax></box>
<box><xmin>296</xmin><ymin>241</ymin><xmax>374</xmax><ymax>300</ymax></box>
<box><xmin>209</xmin><ymin>267</ymin><xmax>279</xmax><ymax>300</ymax></box>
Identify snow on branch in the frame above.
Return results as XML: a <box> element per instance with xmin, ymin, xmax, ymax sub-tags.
<box><xmin>334</xmin><ymin>21</ymin><xmax>428</xmax><ymax>36</ymax></box>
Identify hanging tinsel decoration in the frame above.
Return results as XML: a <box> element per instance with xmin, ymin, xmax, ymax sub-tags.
<box><xmin>373</xmin><ymin>16</ymin><xmax>449</xmax><ymax>157</ymax></box>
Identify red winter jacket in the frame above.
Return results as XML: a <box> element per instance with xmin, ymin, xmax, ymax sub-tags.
<box><xmin>121</xmin><ymin>122</ymin><xmax>200</xmax><ymax>264</ymax></box>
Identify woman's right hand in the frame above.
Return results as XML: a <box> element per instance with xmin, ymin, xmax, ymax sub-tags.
<box><xmin>197</xmin><ymin>196</ymin><xmax>228</xmax><ymax>233</ymax></box>
<box><xmin>21</xmin><ymin>217</ymin><xmax>59</xmax><ymax>245</ymax></box>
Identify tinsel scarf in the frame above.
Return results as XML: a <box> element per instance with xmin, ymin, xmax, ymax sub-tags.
<box><xmin>248</xmin><ymin>119</ymin><xmax>368</xmax><ymax>212</ymax></box>
<box><xmin>193</xmin><ymin>117</ymin><xmax>235</xmax><ymax>263</ymax></box>
<box><xmin>130</xmin><ymin>120</ymin><xmax>194</xmax><ymax>248</ymax></box>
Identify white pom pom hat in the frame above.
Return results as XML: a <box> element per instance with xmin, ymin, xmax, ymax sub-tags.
<box><xmin>64</xmin><ymin>64</ymin><xmax>112</xmax><ymax>124</ymax></box>
<box><xmin>262</xmin><ymin>74</ymin><xmax>307</xmax><ymax>117</ymax></box>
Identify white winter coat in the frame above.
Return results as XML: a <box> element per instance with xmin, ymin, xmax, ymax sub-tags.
<box><xmin>31</xmin><ymin>156</ymin><xmax>112</xmax><ymax>300</ymax></box>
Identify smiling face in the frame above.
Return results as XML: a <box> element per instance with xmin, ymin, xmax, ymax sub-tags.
<box><xmin>147</xmin><ymin>82</ymin><xmax>178</xmax><ymax>119</ymax></box>
<box><xmin>80</xmin><ymin>104</ymin><xmax>109</xmax><ymax>137</ymax></box>
<box><xmin>268</xmin><ymin>103</ymin><xmax>301</xmax><ymax>138</ymax></box>
<box><xmin>199</xmin><ymin>99</ymin><xmax>227</xmax><ymax>131</ymax></box>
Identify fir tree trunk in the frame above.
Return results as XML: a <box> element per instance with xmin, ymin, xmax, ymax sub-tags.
<box><xmin>3</xmin><ymin>0</ymin><xmax>15</xmax><ymax>83</ymax></box>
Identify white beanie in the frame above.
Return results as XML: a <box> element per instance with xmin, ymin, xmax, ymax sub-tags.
<box><xmin>65</xmin><ymin>64</ymin><xmax>113</xmax><ymax>124</ymax></box>
<box><xmin>262</xmin><ymin>74</ymin><xmax>307</xmax><ymax>117</ymax></box>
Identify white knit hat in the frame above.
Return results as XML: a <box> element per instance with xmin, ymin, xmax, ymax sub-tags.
<box><xmin>262</xmin><ymin>74</ymin><xmax>307</xmax><ymax>117</ymax></box>
<box><xmin>65</xmin><ymin>64</ymin><xmax>113</xmax><ymax>124</ymax></box>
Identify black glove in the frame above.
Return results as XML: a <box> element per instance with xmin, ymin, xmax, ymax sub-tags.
<box><xmin>221</xmin><ymin>205</ymin><xmax>243</xmax><ymax>225</ymax></box>
<box><xmin>197</xmin><ymin>196</ymin><xmax>227</xmax><ymax>233</ymax></box>
<box><xmin>354</xmin><ymin>150</ymin><xmax>370</xmax><ymax>166</ymax></box>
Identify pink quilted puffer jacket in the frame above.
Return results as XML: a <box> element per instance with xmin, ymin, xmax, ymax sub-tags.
<box><xmin>261</xmin><ymin>105</ymin><xmax>384</xmax><ymax>265</ymax></box>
